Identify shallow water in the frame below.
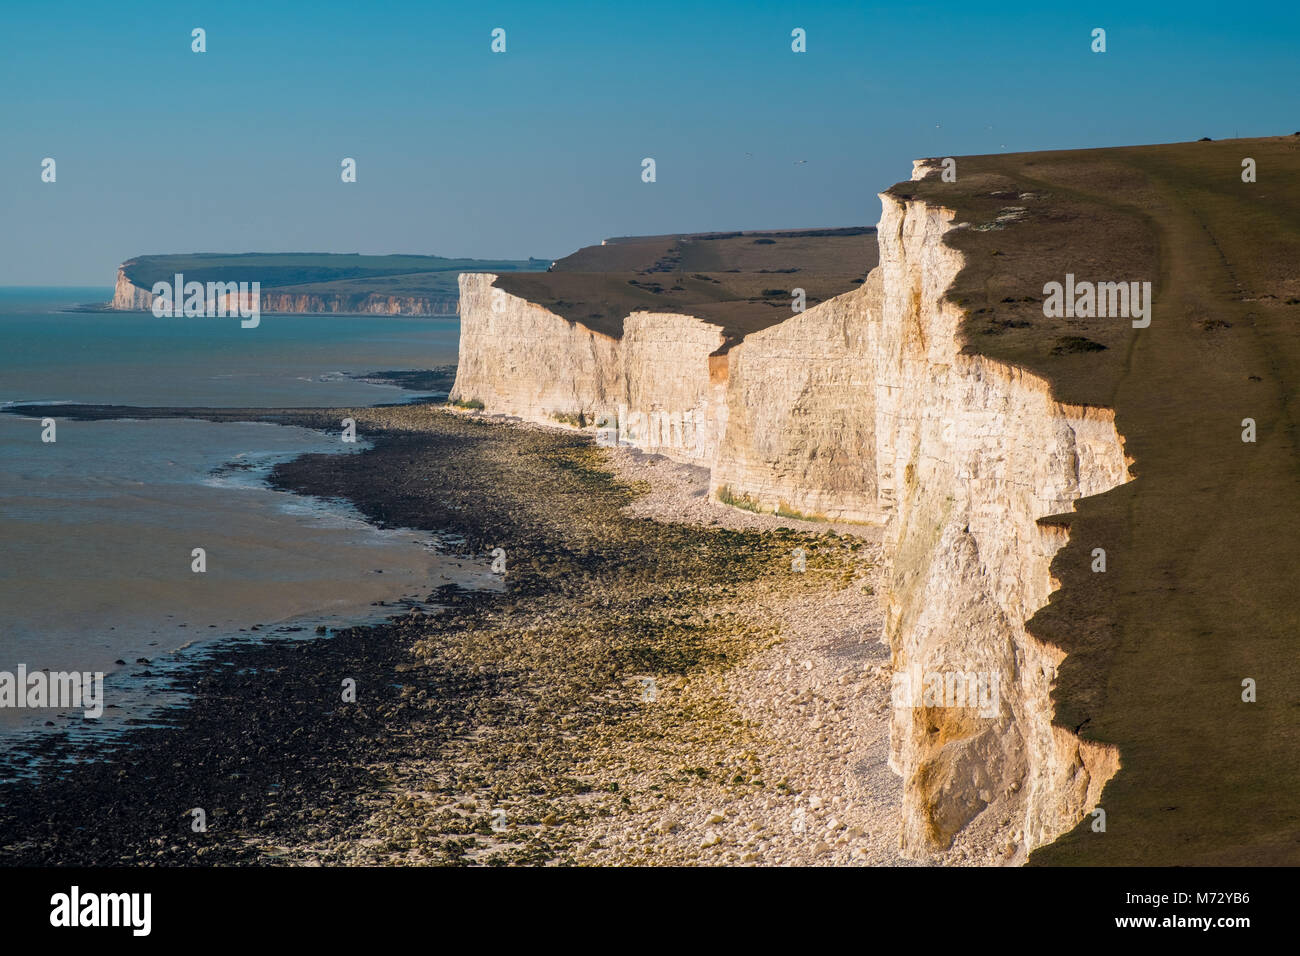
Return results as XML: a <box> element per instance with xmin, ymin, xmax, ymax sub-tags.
<box><xmin>0</xmin><ymin>288</ymin><xmax>484</xmax><ymax>742</ymax></box>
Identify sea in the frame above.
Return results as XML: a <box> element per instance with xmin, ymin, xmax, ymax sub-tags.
<box><xmin>0</xmin><ymin>287</ymin><xmax>489</xmax><ymax>752</ymax></box>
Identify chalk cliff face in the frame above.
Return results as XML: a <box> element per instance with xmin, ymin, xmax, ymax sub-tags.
<box><xmin>453</xmin><ymin>275</ymin><xmax>726</xmax><ymax>465</ymax></box>
<box><xmin>871</xmin><ymin>184</ymin><xmax>1127</xmax><ymax>858</ymax></box>
<box><xmin>112</xmin><ymin>268</ymin><xmax>154</xmax><ymax>310</ymax></box>
<box><xmin>109</xmin><ymin>268</ymin><xmax>457</xmax><ymax>315</ymax></box>
<box><xmin>450</xmin><ymin>170</ymin><xmax>1131</xmax><ymax>861</ymax></box>
<box><xmin>252</xmin><ymin>292</ymin><xmax>458</xmax><ymax>315</ymax></box>
<box><xmin>710</xmin><ymin>276</ymin><xmax>881</xmax><ymax>522</ymax></box>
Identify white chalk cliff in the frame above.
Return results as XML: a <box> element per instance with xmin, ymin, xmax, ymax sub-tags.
<box><xmin>110</xmin><ymin>268</ymin><xmax>458</xmax><ymax>315</ymax></box>
<box><xmin>450</xmin><ymin>163</ymin><xmax>1131</xmax><ymax>861</ymax></box>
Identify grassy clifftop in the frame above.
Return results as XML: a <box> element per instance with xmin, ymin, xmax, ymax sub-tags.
<box><xmin>897</xmin><ymin>134</ymin><xmax>1300</xmax><ymax>864</ymax></box>
<box><xmin>494</xmin><ymin>227</ymin><xmax>876</xmax><ymax>346</ymax></box>
<box><xmin>122</xmin><ymin>252</ymin><xmax>550</xmax><ymax>299</ymax></box>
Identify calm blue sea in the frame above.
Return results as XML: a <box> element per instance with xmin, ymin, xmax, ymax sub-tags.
<box><xmin>0</xmin><ymin>288</ymin><xmax>488</xmax><ymax>748</ymax></box>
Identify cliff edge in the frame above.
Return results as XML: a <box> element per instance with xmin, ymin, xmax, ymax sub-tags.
<box><xmin>454</xmin><ymin>135</ymin><xmax>1300</xmax><ymax>865</ymax></box>
<box><xmin>451</xmin><ymin>177</ymin><xmax>1129</xmax><ymax>862</ymax></box>
<box><xmin>107</xmin><ymin>252</ymin><xmax>550</xmax><ymax>316</ymax></box>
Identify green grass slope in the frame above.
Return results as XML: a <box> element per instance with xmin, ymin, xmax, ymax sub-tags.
<box><xmin>494</xmin><ymin>227</ymin><xmax>876</xmax><ymax>346</ymax></box>
<box><xmin>896</xmin><ymin>134</ymin><xmax>1300</xmax><ymax>865</ymax></box>
<box><xmin>121</xmin><ymin>252</ymin><xmax>549</xmax><ymax>299</ymax></box>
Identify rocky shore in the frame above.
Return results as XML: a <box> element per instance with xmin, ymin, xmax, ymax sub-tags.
<box><xmin>0</xmin><ymin>399</ymin><xmax>938</xmax><ymax>866</ymax></box>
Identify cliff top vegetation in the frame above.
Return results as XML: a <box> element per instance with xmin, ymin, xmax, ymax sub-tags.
<box><xmin>494</xmin><ymin>227</ymin><xmax>877</xmax><ymax>346</ymax></box>
<box><xmin>897</xmin><ymin>134</ymin><xmax>1300</xmax><ymax>865</ymax></box>
<box><xmin>122</xmin><ymin>252</ymin><xmax>549</xmax><ymax>299</ymax></box>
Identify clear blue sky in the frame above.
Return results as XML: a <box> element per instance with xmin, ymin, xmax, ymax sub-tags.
<box><xmin>1</xmin><ymin>0</ymin><xmax>1296</xmax><ymax>284</ymax></box>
